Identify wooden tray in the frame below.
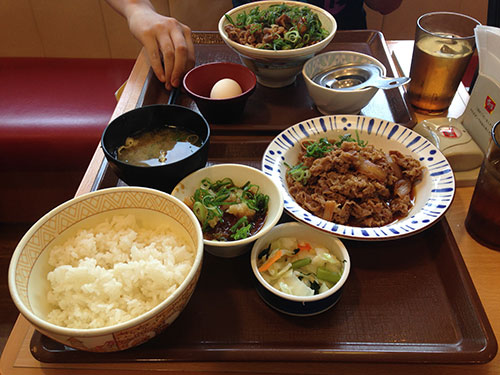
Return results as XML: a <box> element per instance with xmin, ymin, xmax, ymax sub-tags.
<box><xmin>135</xmin><ymin>30</ymin><xmax>417</xmax><ymax>167</ymax></box>
<box><xmin>139</xmin><ymin>30</ymin><xmax>416</xmax><ymax>137</ymax></box>
<box><xmin>31</xmin><ymin>215</ymin><xmax>496</xmax><ymax>364</ymax></box>
<box><xmin>29</xmin><ymin>31</ymin><xmax>496</xmax><ymax>364</ymax></box>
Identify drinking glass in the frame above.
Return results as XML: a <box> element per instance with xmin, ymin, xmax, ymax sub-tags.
<box><xmin>465</xmin><ymin>121</ymin><xmax>500</xmax><ymax>250</ymax></box>
<box><xmin>407</xmin><ymin>12</ymin><xmax>480</xmax><ymax>115</ymax></box>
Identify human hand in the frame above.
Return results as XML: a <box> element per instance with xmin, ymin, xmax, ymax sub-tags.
<box><xmin>127</xmin><ymin>7</ymin><xmax>195</xmax><ymax>90</ymax></box>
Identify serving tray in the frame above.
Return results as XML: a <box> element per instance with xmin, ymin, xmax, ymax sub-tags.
<box><xmin>29</xmin><ymin>31</ymin><xmax>496</xmax><ymax>364</ymax></box>
<box><xmin>31</xmin><ymin>215</ymin><xmax>496</xmax><ymax>363</ymax></box>
<box><xmin>139</xmin><ymin>30</ymin><xmax>416</xmax><ymax>137</ymax></box>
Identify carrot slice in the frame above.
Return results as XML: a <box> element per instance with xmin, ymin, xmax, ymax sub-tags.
<box><xmin>258</xmin><ymin>250</ymin><xmax>283</xmax><ymax>272</ymax></box>
<box><xmin>298</xmin><ymin>242</ymin><xmax>312</xmax><ymax>252</ymax></box>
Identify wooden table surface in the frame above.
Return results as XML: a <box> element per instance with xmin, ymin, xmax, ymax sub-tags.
<box><xmin>1</xmin><ymin>40</ymin><xmax>498</xmax><ymax>375</ymax></box>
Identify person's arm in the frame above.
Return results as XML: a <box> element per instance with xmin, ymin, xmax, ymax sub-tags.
<box><xmin>105</xmin><ymin>0</ymin><xmax>195</xmax><ymax>90</ymax></box>
<box><xmin>364</xmin><ymin>0</ymin><xmax>403</xmax><ymax>15</ymax></box>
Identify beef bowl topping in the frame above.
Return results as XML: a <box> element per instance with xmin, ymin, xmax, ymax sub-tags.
<box><xmin>285</xmin><ymin>133</ymin><xmax>424</xmax><ymax>227</ymax></box>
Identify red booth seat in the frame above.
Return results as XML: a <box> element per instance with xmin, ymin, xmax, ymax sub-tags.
<box><xmin>0</xmin><ymin>57</ymin><xmax>135</xmax><ymax>223</ymax></box>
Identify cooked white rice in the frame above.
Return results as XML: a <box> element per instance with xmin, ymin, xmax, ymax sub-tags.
<box><xmin>46</xmin><ymin>214</ymin><xmax>195</xmax><ymax>329</ymax></box>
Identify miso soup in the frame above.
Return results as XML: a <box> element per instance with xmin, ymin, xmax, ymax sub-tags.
<box><xmin>116</xmin><ymin>125</ymin><xmax>202</xmax><ymax>167</ymax></box>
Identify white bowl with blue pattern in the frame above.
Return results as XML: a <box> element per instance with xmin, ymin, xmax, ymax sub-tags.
<box><xmin>261</xmin><ymin>115</ymin><xmax>456</xmax><ymax>240</ymax></box>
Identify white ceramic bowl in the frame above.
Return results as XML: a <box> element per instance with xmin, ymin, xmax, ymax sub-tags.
<box><xmin>8</xmin><ymin>187</ymin><xmax>204</xmax><ymax>352</ymax></box>
<box><xmin>302</xmin><ymin>51</ymin><xmax>387</xmax><ymax>114</ymax></box>
<box><xmin>171</xmin><ymin>163</ymin><xmax>284</xmax><ymax>258</ymax></box>
<box><xmin>250</xmin><ymin>222</ymin><xmax>350</xmax><ymax>316</ymax></box>
<box><xmin>261</xmin><ymin>115</ymin><xmax>456</xmax><ymax>241</ymax></box>
<box><xmin>218</xmin><ymin>1</ymin><xmax>337</xmax><ymax>88</ymax></box>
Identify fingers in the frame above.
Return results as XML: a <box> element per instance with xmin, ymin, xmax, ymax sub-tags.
<box><xmin>138</xmin><ymin>17</ymin><xmax>194</xmax><ymax>91</ymax></box>
<box><xmin>127</xmin><ymin>7</ymin><xmax>169</xmax><ymax>86</ymax></box>
<box><xmin>156</xmin><ymin>35</ymin><xmax>175</xmax><ymax>90</ymax></box>
<box><xmin>144</xmin><ymin>42</ymin><xmax>166</xmax><ymax>84</ymax></box>
<box><xmin>129</xmin><ymin>10</ymin><xmax>194</xmax><ymax>91</ymax></box>
<box><xmin>157</xmin><ymin>20</ymin><xmax>194</xmax><ymax>90</ymax></box>
<box><xmin>170</xmin><ymin>24</ymin><xmax>195</xmax><ymax>88</ymax></box>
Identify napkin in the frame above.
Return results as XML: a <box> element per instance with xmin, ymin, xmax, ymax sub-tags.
<box><xmin>475</xmin><ymin>25</ymin><xmax>500</xmax><ymax>85</ymax></box>
<box><xmin>462</xmin><ymin>25</ymin><xmax>500</xmax><ymax>152</ymax></box>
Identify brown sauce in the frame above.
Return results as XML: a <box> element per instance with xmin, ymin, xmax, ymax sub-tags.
<box><xmin>203</xmin><ymin>211</ymin><xmax>267</xmax><ymax>241</ymax></box>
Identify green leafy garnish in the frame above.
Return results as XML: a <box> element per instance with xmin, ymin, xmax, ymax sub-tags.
<box><xmin>284</xmin><ymin>132</ymin><xmax>367</xmax><ymax>187</ymax></box>
<box><xmin>305</xmin><ymin>137</ymin><xmax>334</xmax><ymax>158</ymax></box>
<box><xmin>230</xmin><ymin>216</ymin><xmax>252</xmax><ymax>240</ymax></box>
<box><xmin>190</xmin><ymin>178</ymin><xmax>268</xmax><ymax>241</ymax></box>
<box><xmin>335</xmin><ymin>130</ymin><xmax>368</xmax><ymax>148</ymax></box>
<box><xmin>224</xmin><ymin>14</ymin><xmax>236</xmax><ymax>25</ymax></box>
<box><xmin>226</xmin><ymin>4</ymin><xmax>329</xmax><ymax>51</ymax></box>
<box><xmin>284</xmin><ymin>162</ymin><xmax>310</xmax><ymax>184</ymax></box>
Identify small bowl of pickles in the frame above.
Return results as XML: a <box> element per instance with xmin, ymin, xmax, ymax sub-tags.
<box><xmin>250</xmin><ymin>221</ymin><xmax>350</xmax><ymax>316</ymax></box>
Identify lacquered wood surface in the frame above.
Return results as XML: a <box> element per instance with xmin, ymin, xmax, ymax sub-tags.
<box><xmin>1</xmin><ymin>40</ymin><xmax>498</xmax><ymax>375</ymax></box>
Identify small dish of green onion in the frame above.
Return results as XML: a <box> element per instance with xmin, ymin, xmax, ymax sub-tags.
<box><xmin>170</xmin><ymin>163</ymin><xmax>284</xmax><ymax>258</ymax></box>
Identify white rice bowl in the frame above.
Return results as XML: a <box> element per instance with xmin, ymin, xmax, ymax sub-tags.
<box><xmin>9</xmin><ymin>187</ymin><xmax>204</xmax><ymax>352</ymax></box>
<box><xmin>46</xmin><ymin>214</ymin><xmax>195</xmax><ymax>329</ymax></box>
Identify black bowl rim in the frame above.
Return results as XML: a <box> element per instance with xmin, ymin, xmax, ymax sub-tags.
<box><xmin>101</xmin><ymin>104</ymin><xmax>210</xmax><ymax>169</ymax></box>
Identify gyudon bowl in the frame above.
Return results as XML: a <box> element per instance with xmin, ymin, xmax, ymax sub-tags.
<box><xmin>218</xmin><ymin>0</ymin><xmax>337</xmax><ymax>88</ymax></box>
<box><xmin>172</xmin><ymin>163</ymin><xmax>284</xmax><ymax>258</ymax></box>
<box><xmin>261</xmin><ymin>115</ymin><xmax>456</xmax><ymax>240</ymax></box>
<box><xmin>8</xmin><ymin>187</ymin><xmax>204</xmax><ymax>352</ymax></box>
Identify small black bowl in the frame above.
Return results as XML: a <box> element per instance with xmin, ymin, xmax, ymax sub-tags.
<box><xmin>101</xmin><ymin>104</ymin><xmax>210</xmax><ymax>192</ymax></box>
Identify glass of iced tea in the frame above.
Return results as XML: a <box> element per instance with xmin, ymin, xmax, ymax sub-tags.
<box><xmin>465</xmin><ymin>121</ymin><xmax>500</xmax><ymax>251</ymax></box>
<box><xmin>407</xmin><ymin>12</ymin><xmax>480</xmax><ymax>115</ymax></box>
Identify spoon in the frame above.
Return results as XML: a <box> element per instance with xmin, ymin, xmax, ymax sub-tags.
<box><xmin>312</xmin><ymin>64</ymin><xmax>410</xmax><ymax>91</ymax></box>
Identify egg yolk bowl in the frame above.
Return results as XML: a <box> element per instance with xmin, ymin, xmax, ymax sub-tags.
<box><xmin>183</xmin><ymin>62</ymin><xmax>256</xmax><ymax>123</ymax></box>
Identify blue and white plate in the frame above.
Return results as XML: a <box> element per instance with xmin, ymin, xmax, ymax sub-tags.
<box><xmin>261</xmin><ymin>115</ymin><xmax>456</xmax><ymax>241</ymax></box>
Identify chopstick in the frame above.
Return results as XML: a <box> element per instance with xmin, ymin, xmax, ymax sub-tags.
<box><xmin>391</xmin><ymin>51</ymin><xmax>409</xmax><ymax>92</ymax></box>
<box><xmin>168</xmin><ymin>87</ymin><xmax>179</xmax><ymax>105</ymax></box>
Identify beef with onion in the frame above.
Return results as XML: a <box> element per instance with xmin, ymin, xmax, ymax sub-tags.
<box><xmin>285</xmin><ymin>135</ymin><xmax>424</xmax><ymax>227</ymax></box>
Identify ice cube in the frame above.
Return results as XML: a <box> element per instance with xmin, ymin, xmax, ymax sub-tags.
<box><xmin>440</xmin><ymin>44</ymin><xmax>460</xmax><ymax>55</ymax></box>
<box><xmin>440</xmin><ymin>40</ymin><xmax>471</xmax><ymax>56</ymax></box>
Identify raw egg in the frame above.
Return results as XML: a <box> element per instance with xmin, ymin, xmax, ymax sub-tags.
<box><xmin>210</xmin><ymin>78</ymin><xmax>243</xmax><ymax>99</ymax></box>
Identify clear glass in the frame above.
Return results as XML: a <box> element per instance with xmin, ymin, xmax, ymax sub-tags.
<box><xmin>465</xmin><ymin>121</ymin><xmax>500</xmax><ymax>250</ymax></box>
<box><xmin>408</xmin><ymin>12</ymin><xmax>481</xmax><ymax>115</ymax></box>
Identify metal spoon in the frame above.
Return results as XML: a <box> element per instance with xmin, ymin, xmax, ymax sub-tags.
<box><xmin>312</xmin><ymin>64</ymin><xmax>410</xmax><ymax>91</ymax></box>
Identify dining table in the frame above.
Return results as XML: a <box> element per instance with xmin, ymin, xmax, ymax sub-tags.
<box><xmin>1</xmin><ymin>32</ymin><xmax>499</xmax><ymax>375</ymax></box>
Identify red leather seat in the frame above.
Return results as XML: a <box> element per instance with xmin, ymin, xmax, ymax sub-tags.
<box><xmin>0</xmin><ymin>57</ymin><xmax>135</xmax><ymax>222</ymax></box>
